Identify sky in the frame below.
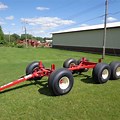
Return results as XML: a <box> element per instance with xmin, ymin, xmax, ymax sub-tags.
<box><xmin>0</xmin><ymin>0</ymin><xmax>120</xmax><ymax>37</ymax></box>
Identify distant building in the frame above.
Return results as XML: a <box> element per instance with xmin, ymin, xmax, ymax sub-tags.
<box><xmin>52</xmin><ymin>22</ymin><xmax>120</xmax><ymax>55</ymax></box>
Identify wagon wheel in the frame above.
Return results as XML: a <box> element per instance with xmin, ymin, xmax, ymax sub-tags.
<box><xmin>63</xmin><ymin>58</ymin><xmax>77</xmax><ymax>74</ymax></box>
<box><xmin>26</xmin><ymin>61</ymin><xmax>44</xmax><ymax>80</ymax></box>
<box><xmin>48</xmin><ymin>68</ymin><xmax>74</xmax><ymax>96</ymax></box>
<box><xmin>109</xmin><ymin>61</ymin><xmax>120</xmax><ymax>80</ymax></box>
<box><xmin>92</xmin><ymin>63</ymin><xmax>111</xmax><ymax>84</ymax></box>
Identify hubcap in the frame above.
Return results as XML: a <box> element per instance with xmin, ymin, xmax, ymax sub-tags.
<box><xmin>102</xmin><ymin>69</ymin><xmax>109</xmax><ymax>79</ymax></box>
<box><xmin>70</xmin><ymin>63</ymin><xmax>76</xmax><ymax>68</ymax></box>
<box><xmin>116</xmin><ymin>67</ymin><xmax>120</xmax><ymax>76</ymax></box>
<box><xmin>59</xmin><ymin>77</ymin><xmax>70</xmax><ymax>90</ymax></box>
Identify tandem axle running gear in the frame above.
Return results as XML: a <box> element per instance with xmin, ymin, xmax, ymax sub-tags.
<box><xmin>0</xmin><ymin>58</ymin><xmax>120</xmax><ymax>96</ymax></box>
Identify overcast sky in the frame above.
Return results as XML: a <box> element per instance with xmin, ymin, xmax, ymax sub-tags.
<box><xmin>0</xmin><ymin>0</ymin><xmax>120</xmax><ymax>37</ymax></box>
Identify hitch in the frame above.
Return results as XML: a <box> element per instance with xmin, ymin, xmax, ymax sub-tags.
<box><xmin>0</xmin><ymin>74</ymin><xmax>33</xmax><ymax>92</ymax></box>
<box><xmin>0</xmin><ymin>61</ymin><xmax>55</xmax><ymax>92</ymax></box>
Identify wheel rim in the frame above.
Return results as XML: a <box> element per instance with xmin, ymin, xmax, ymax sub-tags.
<box><xmin>70</xmin><ymin>63</ymin><xmax>76</xmax><ymax>68</ymax></box>
<box><xmin>102</xmin><ymin>69</ymin><xmax>109</xmax><ymax>79</ymax></box>
<box><xmin>116</xmin><ymin>67</ymin><xmax>120</xmax><ymax>76</ymax></box>
<box><xmin>33</xmin><ymin>67</ymin><xmax>39</xmax><ymax>73</ymax></box>
<box><xmin>59</xmin><ymin>77</ymin><xmax>70</xmax><ymax>90</ymax></box>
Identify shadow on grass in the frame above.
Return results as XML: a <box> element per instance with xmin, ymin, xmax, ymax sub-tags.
<box><xmin>73</xmin><ymin>73</ymin><xmax>96</xmax><ymax>84</ymax></box>
<box><xmin>0</xmin><ymin>74</ymin><xmax>98</xmax><ymax>95</ymax></box>
<box><xmin>0</xmin><ymin>82</ymin><xmax>34</xmax><ymax>94</ymax></box>
<box><xmin>35</xmin><ymin>80</ymin><xmax>53</xmax><ymax>96</ymax></box>
<box><xmin>0</xmin><ymin>79</ymin><xmax>53</xmax><ymax>96</ymax></box>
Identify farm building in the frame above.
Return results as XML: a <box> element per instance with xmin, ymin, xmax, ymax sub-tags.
<box><xmin>52</xmin><ymin>22</ymin><xmax>120</xmax><ymax>55</ymax></box>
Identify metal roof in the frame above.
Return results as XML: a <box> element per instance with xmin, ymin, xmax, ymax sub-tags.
<box><xmin>52</xmin><ymin>22</ymin><xmax>120</xmax><ymax>34</ymax></box>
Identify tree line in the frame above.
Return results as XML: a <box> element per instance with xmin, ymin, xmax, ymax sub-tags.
<box><xmin>0</xmin><ymin>26</ymin><xmax>51</xmax><ymax>46</ymax></box>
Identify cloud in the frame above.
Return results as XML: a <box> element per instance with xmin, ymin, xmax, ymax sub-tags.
<box><xmin>0</xmin><ymin>21</ymin><xmax>5</xmax><ymax>25</ymax></box>
<box><xmin>0</xmin><ymin>18</ymin><xmax>5</xmax><ymax>25</ymax></box>
<box><xmin>0</xmin><ymin>2</ymin><xmax>8</xmax><ymax>10</ymax></box>
<box><xmin>21</xmin><ymin>17</ymin><xmax>75</xmax><ymax>28</ymax></box>
<box><xmin>29</xmin><ymin>28</ymin><xmax>48</xmax><ymax>37</ymax></box>
<box><xmin>36</xmin><ymin>6</ymin><xmax>50</xmax><ymax>11</ymax></box>
<box><xmin>107</xmin><ymin>17</ymin><xmax>117</xmax><ymax>22</ymax></box>
<box><xmin>11</xmin><ymin>23</ymin><xmax>15</xmax><ymax>26</ymax></box>
<box><xmin>80</xmin><ymin>24</ymin><xmax>89</xmax><ymax>27</ymax></box>
<box><xmin>21</xmin><ymin>17</ymin><xmax>75</xmax><ymax>37</ymax></box>
<box><xmin>5</xmin><ymin>16</ymin><xmax>14</xmax><ymax>20</ymax></box>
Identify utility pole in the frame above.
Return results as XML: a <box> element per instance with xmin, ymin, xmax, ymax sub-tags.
<box><xmin>24</xmin><ymin>26</ymin><xmax>28</xmax><ymax>48</ymax></box>
<box><xmin>9</xmin><ymin>32</ymin><xmax>11</xmax><ymax>44</ymax></box>
<box><xmin>22</xmin><ymin>19</ymin><xmax>28</xmax><ymax>48</ymax></box>
<box><xmin>102</xmin><ymin>0</ymin><xmax>108</xmax><ymax>59</ymax></box>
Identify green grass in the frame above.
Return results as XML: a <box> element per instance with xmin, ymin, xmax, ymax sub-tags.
<box><xmin>0</xmin><ymin>47</ymin><xmax>120</xmax><ymax>120</ymax></box>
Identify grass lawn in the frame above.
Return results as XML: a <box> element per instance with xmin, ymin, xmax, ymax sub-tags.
<box><xmin>0</xmin><ymin>47</ymin><xmax>120</xmax><ymax>120</ymax></box>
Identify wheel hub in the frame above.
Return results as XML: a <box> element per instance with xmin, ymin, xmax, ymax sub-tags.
<box><xmin>59</xmin><ymin>77</ymin><xmax>70</xmax><ymax>90</ymax></box>
<box><xmin>102</xmin><ymin>69</ymin><xmax>109</xmax><ymax>79</ymax></box>
<box><xmin>70</xmin><ymin>63</ymin><xmax>76</xmax><ymax>68</ymax></box>
<box><xmin>116</xmin><ymin>67</ymin><xmax>120</xmax><ymax>76</ymax></box>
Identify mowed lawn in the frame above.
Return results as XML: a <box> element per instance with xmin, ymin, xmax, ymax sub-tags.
<box><xmin>0</xmin><ymin>47</ymin><xmax>120</xmax><ymax>120</ymax></box>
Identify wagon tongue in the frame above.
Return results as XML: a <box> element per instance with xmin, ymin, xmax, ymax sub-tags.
<box><xmin>0</xmin><ymin>74</ymin><xmax>33</xmax><ymax>92</ymax></box>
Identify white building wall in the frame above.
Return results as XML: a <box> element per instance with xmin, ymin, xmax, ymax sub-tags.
<box><xmin>53</xmin><ymin>27</ymin><xmax>120</xmax><ymax>49</ymax></box>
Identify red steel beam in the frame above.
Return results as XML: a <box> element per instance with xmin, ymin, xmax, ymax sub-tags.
<box><xmin>0</xmin><ymin>74</ymin><xmax>33</xmax><ymax>92</ymax></box>
<box><xmin>0</xmin><ymin>62</ymin><xmax>55</xmax><ymax>92</ymax></box>
<box><xmin>68</xmin><ymin>61</ymin><xmax>97</xmax><ymax>71</ymax></box>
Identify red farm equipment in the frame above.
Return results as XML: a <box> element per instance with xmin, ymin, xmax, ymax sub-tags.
<box><xmin>1</xmin><ymin>0</ymin><xmax>120</xmax><ymax>96</ymax></box>
<box><xmin>0</xmin><ymin>58</ymin><xmax>120</xmax><ymax>96</ymax></box>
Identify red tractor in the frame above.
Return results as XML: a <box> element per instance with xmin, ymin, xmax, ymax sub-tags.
<box><xmin>0</xmin><ymin>58</ymin><xmax>120</xmax><ymax>96</ymax></box>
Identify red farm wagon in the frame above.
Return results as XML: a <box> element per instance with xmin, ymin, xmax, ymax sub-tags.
<box><xmin>0</xmin><ymin>57</ymin><xmax>120</xmax><ymax>96</ymax></box>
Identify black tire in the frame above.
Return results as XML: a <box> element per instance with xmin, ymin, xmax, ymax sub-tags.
<box><xmin>48</xmin><ymin>68</ymin><xmax>74</xmax><ymax>96</ymax></box>
<box><xmin>109</xmin><ymin>61</ymin><xmax>120</xmax><ymax>80</ymax></box>
<box><xmin>92</xmin><ymin>63</ymin><xmax>111</xmax><ymax>84</ymax></box>
<box><xmin>63</xmin><ymin>58</ymin><xmax>77</xmax><ymax>74</ymax></box>
<box><xmin>77</xmin><ymin>58</ymin><xmax>89</xmax><ymax>73</ymax></box>
<box><xmin>26</xmin><ymin>61</ymin><xmax>44</xmax><ymax>80</ymax></box>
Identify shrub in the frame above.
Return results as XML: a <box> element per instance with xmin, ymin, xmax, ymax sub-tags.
<box><xmin>16</xmin><ymin>44</ymin><xmax>24</xmax><ymax>48</ymax></box>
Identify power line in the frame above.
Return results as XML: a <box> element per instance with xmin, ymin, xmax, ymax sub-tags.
<box><xmin>110</xmin><ymin>10</ymin><xmax>120</xmax><ymax>15</ymax></box>
<box><xmin>55</xmin><ymin>10</ymin><xmax>120</xmax><ymax>33</ymax></box>
<box><xmin>42</xmin><ymin>1</ymin><xmax>105</xmax><ymax>21</ymax></box>
<box><xmin>64</xmin><ymin>2</ymin><xmax>105</xmax><ymax>20</ymax></box>
<box><xmin>76</xmin><ymin>15</ymin><xmax>104</xmax><ymax>26</ymax></box>
<box><xmin>51</xmin><ymin>14</ymin><xmax>105</xmax><ymax>32</ymax></box>
<box><xmin>52</xmin><ymin>0</ymin><xmax>120</xmax><ymax>31</ymax></box>
<box><xmin>65</xmin><ymin>0</ymin><xmax>119</xmax><ymax>20</ymax></box>
<box><xmin>59</xmin><ymin>0</ymin><xmax>119</xmax><ymax>21</ymax></box>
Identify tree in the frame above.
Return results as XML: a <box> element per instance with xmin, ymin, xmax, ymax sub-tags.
<box><xmin>0</xmin><ymin>26</ymin><xmax>4</xmax><ymax>44</ymax></box>
<box><xmin>35</xmin><ymin>37</ymin><xmax>43</xmax><ymax>42</ymax></box>
<box><xmin>11</xmin><ymin>33</ymin><xmax>20</xmax><ymax>40</ymax></box>
<box><xmin>20</xmin><ymin>34</ymin><xmax>33</xmax><ymax>40</ymax></box>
